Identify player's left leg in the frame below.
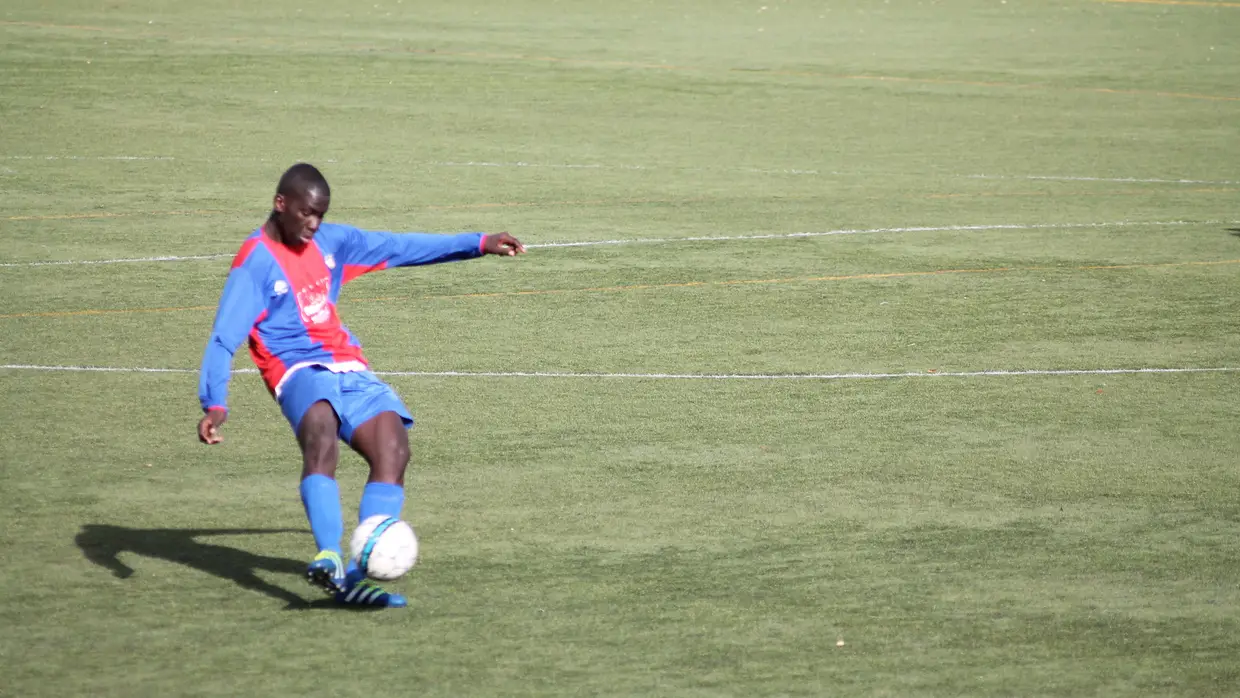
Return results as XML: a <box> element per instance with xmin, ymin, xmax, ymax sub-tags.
<box><xmin>330</xmin><ymin>371</ymin><xmax>415</xmax><ymax>608</ymax></box>
<box><xmin>338</xmin><ymin>371</ymin><xmax>415</xmax><ymax>523</ymax></box>
<box><xmin>350</xmin><ymin>411</ymin><xmax>411</xmax><ymax>513</ymax></box>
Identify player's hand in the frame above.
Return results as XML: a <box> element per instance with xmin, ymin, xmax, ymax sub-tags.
<box><xmin>198</xmin><ymin>409</ymin><xmax>227</xmax><ymax>445</ymax></box>
<box><xmin>482</xmin><ymin>232</ymin><xmax>526</xmax><ymax>257</ymax></box>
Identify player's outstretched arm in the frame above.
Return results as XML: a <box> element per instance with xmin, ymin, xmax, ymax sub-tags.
<box><xmin>338</xmin><ymin>228</ymin><xmax>526</xmax><ymax>277</ymax></box>
<box><xmin>481</xmin><ymin>232</ymin><xmax>526</xmax><ymax>257</ymax></box>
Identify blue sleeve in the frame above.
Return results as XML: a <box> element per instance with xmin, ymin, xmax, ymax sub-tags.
<box><xmin>198</xmin><ymin>266</ymin><xmax>266</xmax><ymax>412</ymax></box>
<box><xmin>338</xmin><ymin>228</ymin><xmax>485</xmax><ymax>281</ymax></box>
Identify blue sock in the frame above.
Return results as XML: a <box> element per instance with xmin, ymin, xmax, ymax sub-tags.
<box><xmin>299</xmin><ymin>474</ymin><xmax>344</xmax><ymax>554</ymax></box>
<box><xmin>351</xmin><ymin>482</ymin><xmax>405</xmax><ymax>577</ymax></box>
<box><xmin>359</xmin><ymin>482</ymin><xmax>405</xmax><ymax>522</ymax></box>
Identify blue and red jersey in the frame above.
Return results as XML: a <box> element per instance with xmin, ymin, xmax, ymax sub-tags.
<box><xmin>198</xmin><ymin>223</ymin><xmax>485</xmax><ymax>412</ymax></box>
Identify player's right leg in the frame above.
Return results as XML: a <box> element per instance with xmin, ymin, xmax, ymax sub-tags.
<box><xmin>278</xmin><ymin>368</ymin><xmax>349</xmax><ymax>595</ymax></box>
<box><xmin>298</xmin><ymin>401</ymin><xmax>348</xmax><ymax>594</ymax></box>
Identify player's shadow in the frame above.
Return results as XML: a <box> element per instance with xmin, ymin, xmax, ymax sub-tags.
<box><xmin>1227</xmin><ymin>228</ymin><xmax>1240</xmax><ymax>237</ymax></box>
<box><xmin>75</xmin><ymin>524</ymin><xmax>316</xmax><ymax>609</ymax></box>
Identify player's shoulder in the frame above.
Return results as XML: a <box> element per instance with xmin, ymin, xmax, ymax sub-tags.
<box><xmin>312</xmin><ymin>222</ymin><xmax>363</xmax><ymax>253</ymax></box>
<box><xmin>230</xmin><ymin>230</ymin><xmax>273</xmax><ymax>271</ymax></box>
<box><xmin>315</xmin><ymin>222</ymin><xmax>359</xmax><ymax>242</ymax></box>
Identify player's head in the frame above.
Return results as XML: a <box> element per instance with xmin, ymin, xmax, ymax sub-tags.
<box><xmin>270</xmin><ymin>163</ymin><xmax>331</xmax><ymax>248</ymax></box>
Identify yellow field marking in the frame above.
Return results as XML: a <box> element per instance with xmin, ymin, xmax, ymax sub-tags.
<box><xmin>4</xmin><ymin>209</ymin><xmax>229</xmax><ymax>222</ymax></box>
<box><xmin>383</xmin><ymin>46</ymin><xmax>1240</xmax><ymax>102</ymax></box>
<box><xmin>0</xmin><ymin>304</ymin><xmax>214</xmax><ymax>319</ymax></box>
<box><xmin>393</xmin><ymin>46</ymin><xmax>694</xmax><ymax>73</ymax></box>
<box><xmin>4</xmin><ymin>259</ymin><xmax>1237</xmax><ymax>320</ymax></box>
<box><xmin>0</xmin><ymin>20</ymin><xmax>111</xmax><ymax>32</ymax></box>
<box><xmin>925</xmin><ymin>187</ymin><xmax>1237</xmax><ymax>199</ymax></box>
<box><xmin>384</xmin><ymin>267</ymin><xmax>1016</xmax><ymax>302</ymax></box>
<box><xmin>391</xmin><ymin>45</ymin><xmax>1240</xmax><ymax>101</ymax></box>
<box><xmin>788</xmin><ymin>71</ymin><xmax>1239</xmax><ymax>102</ymax></box>
<box><xmin>424</xmin><ymin>196</ymin><xmax>706</xmax><ymax>210</ymax></box>
<box><xmin>390</xmin><ymin>46</ymin><xmax>1240</xmax><ymax>102</ymax></box>
<box><xmin>1082</xmin><ymin>86</ymin><xmax>1239</xmax><ymax>101</ymax></box>
<box><xmin>1078</xmin><ymin>259</ymin><xmax>1240</xmax><ymax>271</ymax></box>
<box><xmin>12</xmin><ymin>187</ymin><xmax>1237</xmax><ymax>223</ymax></box>
<box><xmin>5</xmin><ymin>197</ymin><xmax>703</xmax><ymax>222</ymax></box>
<box><xmin>1102</xmin><ymin>0</ymin><xmax>1240</xmax><ymax>7</ymax></box>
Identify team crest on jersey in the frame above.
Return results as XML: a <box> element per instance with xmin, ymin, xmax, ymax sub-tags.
<box><xmin>272</xmin><ymin>280</ymin><xmax>290</xmax><ymax>296</ymax></box>
<box><xmin>296</xmin><ymin>277</ymin><xmax>333</xmax><ymax>325</ymax></box>
<box><xmin>323</xmin><ymin>254</ymin><xmax>336</xmax><ymax>269</ymax></box>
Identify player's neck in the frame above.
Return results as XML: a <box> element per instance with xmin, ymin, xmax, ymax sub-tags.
<box><xmin>261</xmin><ymin>217</ymin><xmax>312</xmax><ymax>253</ymax></box>
<box><xmin>261</xmin><ymin>218</ymin><xmax>289</xmax><ymax>247</ymax></box>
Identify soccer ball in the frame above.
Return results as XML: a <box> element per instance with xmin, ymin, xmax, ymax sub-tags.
<box><xmin>350</xmin><ymin>515</ymin><xmax>419</xmax><ymax>581</ymax></box>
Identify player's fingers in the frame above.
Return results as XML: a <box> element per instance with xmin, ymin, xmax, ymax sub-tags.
<box><xmin>199</xmin><ymin>422</ymin><xmax>221</xmax><ymax>445</ymax></box>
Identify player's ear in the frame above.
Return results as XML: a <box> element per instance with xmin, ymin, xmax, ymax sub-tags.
<box><xmin>273</xmin><ymin>194</ymin><xmax>286</xmax><ymax>213</ymax></box>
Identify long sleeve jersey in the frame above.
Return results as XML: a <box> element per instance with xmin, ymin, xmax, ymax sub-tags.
<box><xmin>198</xmin><ymin>223</ymin><xmax>485</xmax><ymax>412</ymax></box>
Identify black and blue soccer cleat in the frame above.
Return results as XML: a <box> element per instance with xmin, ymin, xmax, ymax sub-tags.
<box><xmin>334</xmin><ymin>569</ymin><xmax>407</xmax><ymax>608</ymax></box>
<box><xmin>305</xmin><ymin>550</ymin><xmax>348</xmax><ymax>595</ymax></box>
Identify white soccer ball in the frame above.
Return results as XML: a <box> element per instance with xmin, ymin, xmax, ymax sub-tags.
<box><xmin>350</xmin><ymin>515</ymin><xmax>419</xmax><ymax>581</ymax></box>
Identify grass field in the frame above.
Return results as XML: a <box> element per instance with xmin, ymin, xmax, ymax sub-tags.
<box><xmin>2</xmin><ymin>0</ymin><xmax>1239</xmax><ymax>695</ymax></box>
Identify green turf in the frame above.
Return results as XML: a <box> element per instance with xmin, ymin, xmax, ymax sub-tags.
<box><xmin>2</xmin><ymin>0</ymin><xmax>1239</xmax><ymax>695</ymax></box>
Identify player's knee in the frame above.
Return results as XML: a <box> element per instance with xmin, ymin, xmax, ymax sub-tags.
<box><xmin>303</xmin><ymin>428</ymin><xmax>337</xmax><ymax>458</ymax></box>
<box><xmin>301</xmin><ymin>437</ymin><xmax>337</xmax><ymax>476</ymax></box>
<box><xmin>372</xmin><ymin>434</ymin><xmax>409</xmax><ymax>481</ymax></box>
<box><xmin>390</xmin><ymin>436</ymin><xmax>410</xmax><ymax>469</ymax></box>
<box><xmin>298</xmin><ymin>404</ymin><xmax>340</xmax><ymax>473</ymax></box>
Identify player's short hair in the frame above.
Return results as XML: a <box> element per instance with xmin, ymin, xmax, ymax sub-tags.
<box><xmin>276</xmin><ymin>163</ymin><xmax>330</xmax><ymax>199</ymax></box>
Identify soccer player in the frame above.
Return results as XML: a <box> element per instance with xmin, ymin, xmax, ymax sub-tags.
<box><xmin>196</xmin><ymin>163</ymin><xmax>525</xmax><ymax>608</ymax></box>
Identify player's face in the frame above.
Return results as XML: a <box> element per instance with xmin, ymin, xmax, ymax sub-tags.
<box><xmin>274</xmin><ymin>187</ymin><xmax>330</xmax><ymax>247</ymax></box>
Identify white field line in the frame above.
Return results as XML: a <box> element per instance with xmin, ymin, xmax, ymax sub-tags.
<box><xmin>967</xmin><ymin>174</ymin><xmax>1240</xmax><ymax>185</ymax></box>
<box><xmin>1</xmin><ymin>155</ymin><xmax>175</xmax><ymax>161</ymax></box>
<box><xmin>1</xmin><ymin>364</ymin><xmax>1237</xmax><ymax>381</ymax></box>
<box><xmin>0</xmin><ymin>219</ymin><xmax>1226</xmax><ymax>267</ymax></box>
<box><xmin>433</xmin><ymin>160</ymin><xmax>826</xmax><ymax>176</ymax></box>
<box><xmin>436</xmin><ymin>162</ymin><xmax>1240</xmax><ymax>184</ymax></box>
<box><xmin>524</xmin><ymin>220</ymin><xmax>1214</xmax><ymax>249</ymax></box>
<box><xmin>0</xmin><ymin>253</ymin><xmax>235</xmax><ymax>268</ymax></box>
<box><xmin>435</xmin><ymin>160</ymin><xmax>644</xmax><ymax>170</ymax></box>
<box><xmin>3</xmin><ymin>155</ymin><xmax>1237</xmax><ymax>184</ymax></box>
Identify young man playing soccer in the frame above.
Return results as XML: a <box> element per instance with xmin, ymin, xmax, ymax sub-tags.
<box><xmin>196</xmin><ymin>163</ymin><xmax>525</xmax><ymax>608</ymax></box>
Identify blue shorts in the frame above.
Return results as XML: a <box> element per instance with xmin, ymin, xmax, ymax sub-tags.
<box><xmin>277</xmin><ymin>367</ymin><xmax>413</xmax><ymax>443</ymax></box>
